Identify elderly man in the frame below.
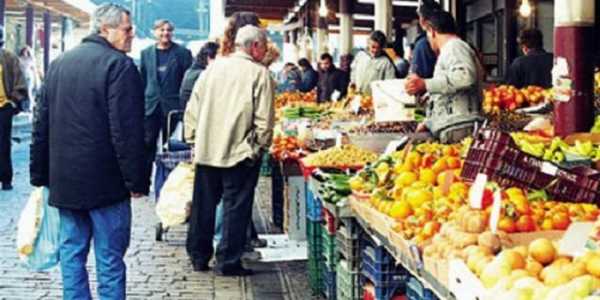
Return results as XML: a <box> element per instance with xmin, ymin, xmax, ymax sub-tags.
<box><xmin>31</xmin><ymin>4</ymin><xmax>147</xmax><ymax>299</ymax></box>
<box><xmin>184</xmin><ymin>25</ymin><xmax>274</xmax><ymax>276</ymax></box>
<box><xmin>405</xmin><ymin>10</ymin><xmax>483</xmax><ymax>144</ymax></box>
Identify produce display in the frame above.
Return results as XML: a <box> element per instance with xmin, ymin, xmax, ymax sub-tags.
<box><xmin>275</xmin><ymin>91</ymin><xmax>316</xmax><ymax>109</ymax></box>
<box><xmin>511</xmin><ymin>132</ymin><xmax>600</xmax><ymax>163</ymax></box>
<box><xmin>483</xmin><ymin>85</ymin><xmax>551</xmax><ymax>114</ymax></box>
<box><xmin>270</xmin><ymin>69</ymin><xmax>600</xmax><ymax>300</ymax></box>
<box><xmin>471</xmin><ymin>237</ymin><xmax>600</xmax><ymax>300</ymax></box>
<box><xmin>270</xmin><ymin>135</ymin><xmax>302</xmax><ymax>161</ymax></box>
<box><xmin>302</xmin><ymin>144</ymin><xmax>379</xmax><ymax>168</ymax></box>
<box><xmin>348</xmin><ymin>121</ymin><xmax>418</xmax><ymax>135</ymax></box>
<box><xmin>349</xmin><ymin>143</ymin><xmax>465</xmax><ymax>246</ymax></box>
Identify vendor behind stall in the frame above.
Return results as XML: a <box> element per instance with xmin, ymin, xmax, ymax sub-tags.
<box><xmin>350</xmin><ymin>30</ymin><xmax>397</xmax><ymax>95</ymax></box>
<box><xmin>506</xmin><ymin>29</ymin><xmax>554</xmax><ymax>89</ymax></box>
<box><xmin>405</xmin><ymin>10</ymin><xmax>484</xmax><ymax>144</ymax></box>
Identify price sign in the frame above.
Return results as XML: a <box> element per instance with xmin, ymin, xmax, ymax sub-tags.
<box><xmin>468</xmin><ymin>173</ymin><xmax>488</xmax><ymax>209</ymax></box>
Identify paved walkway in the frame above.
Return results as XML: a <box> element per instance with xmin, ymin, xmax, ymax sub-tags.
<box><xmin>0</xmin><ymin>127</ymin><xmax>320</xmax><ymax>300</ymax></box>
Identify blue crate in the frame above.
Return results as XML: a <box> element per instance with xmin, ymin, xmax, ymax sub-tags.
<box><xmin>406</xmin><ymin>277</ymin><xmax>438</xmax><ymax>300</ymax></box>
<box><xmin>361</xmin><ymin>255</ymin><xmax>408</xmax><ymax>285</ymax></box>
<box><xmin>306</xmin><ymin>188</ymin><xmax>323</xmax><ymax>221</ymax></box>
<box><xmin>322</xmin><ymin>268</ymin><xmax>337</xmax><ymax>300</ymax></box>
<box><xmin>361</xmin><ymin>245</ymin><xmax>396</xmax><ymax>268</ymax></box>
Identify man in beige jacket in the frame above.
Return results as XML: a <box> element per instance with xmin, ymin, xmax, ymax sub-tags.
<box><xmin>184</xmin><ymin>25</ymin><xmax>274</xmax><ymax>276</ymax></box>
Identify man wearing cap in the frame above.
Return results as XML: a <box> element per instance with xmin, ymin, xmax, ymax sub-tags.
<box><xmin>0</xmin><ymin>25</ymin><xmax>27</xmax><ymax>191</ymax></box>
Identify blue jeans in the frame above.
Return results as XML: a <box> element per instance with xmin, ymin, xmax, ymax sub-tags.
<box><xmin>59</xmin><ymin>200</ymin><xmax>131</xmax><ymax>300</ymax></box>
<box><xmin>213</xmin><ymin>202</ymin><xmax>223</xmax><ymax>246</ymax></box>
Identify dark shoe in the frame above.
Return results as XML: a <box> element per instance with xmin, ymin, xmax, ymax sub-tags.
<box><xmin>1</xmin><ymin>183</ymin><xmax>12</xmax><ymax>191</ymax></box>
<box><xmin>192</xmin><ymin>262</ymin><xmax>209</xmax><ymax>272</ymax></box>
<box><xmin>250</xmin><ymin>237</ymin><xmax>268</xmax><ymax>248</ymax></box>
<box><xmin>215</xmin><ymin>266</ymin><xmax>254</xmax><ymax>277</ymax></box>
<box><xmin>241</xmin><ymin>251</ymin><xmax>261</xmax><ymax>261</ymax></box>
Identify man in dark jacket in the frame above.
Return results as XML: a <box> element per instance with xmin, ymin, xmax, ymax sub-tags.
<box><xmin>297</xmin><ymin>58</ymin><xmax>318</xmax><ymax>92</ymax></box>
<box><xmin>0</xmin><ymin>26</ymin><xmax>27</xmax><ymax>191</ymax></box>
<box><xmin>179</xmin><ymin>41</ymin><xmax>219</xmax><ymax>109</ymax></box>
<box><xmin>317</xmin><ymin>53</ymin><xmax>349</xmax><ymax>102</ymax></box>
<box><xmin>30</xmin><ymin>4</ymin><xmax>147</xmax><ymax>299</ymax></box>
<box><xmin>411</xmin><ymin>0</ymin><xmax>441</xmax><ymax>78</ymax></box>
<box><xmin>140</xmin><ymin>19</ymin><xmax>193</xmax><ymax>187</ymax></box>
<box><xmin>506</xmin><ymin>29</ymin><xmax>554</xmax><ymax>88</ymax></box>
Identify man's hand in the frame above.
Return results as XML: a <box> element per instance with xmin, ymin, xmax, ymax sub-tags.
<box><xmin>416</xmin><ymin>122</ymin><xmax>428</xmax><ymax>133</ymax></box>
<box><xmin>404</xmin><ymin>74</ymin><xmax>427</xmax><ymax>96</ymax></box>
<box><xmin>130</xmin><ymin>192</ymin><xmax>144</xmax><ymax>199</ymax></box>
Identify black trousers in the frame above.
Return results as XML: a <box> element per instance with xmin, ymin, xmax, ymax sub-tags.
<box><xmin>0</xmin><ymin>106</ymin><xmax>14</xmax><ymax>185</ymax></box>
<box><xmin>143</xmin><ymin>108</ymin><xmax>169</xmax><ymax>188</ymax></box>
<box><xmin>186</xmin><ymin>159</ymin><xmax>260</xmax><ymax>272</ymax></box>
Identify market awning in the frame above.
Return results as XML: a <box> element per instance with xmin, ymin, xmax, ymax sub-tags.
<box><xmin>25</xmin><ymin>0</ymin><xmax>96</xmax><ymax>24</ymax></box>
<box><xmin>225</xmin><ymin>0</ymin><xmax>296</xmax><ymax>20</ymax></box>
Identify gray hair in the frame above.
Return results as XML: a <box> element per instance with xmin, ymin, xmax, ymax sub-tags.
<box><xmin>234</xmin><ymin>25</ymin><xmax>267</xmax><ymax>50</ymax></box>
<box><xmin>91</xmin><ymin>3</ymin><xmax>130</xmax><ymax>34</ymax></box>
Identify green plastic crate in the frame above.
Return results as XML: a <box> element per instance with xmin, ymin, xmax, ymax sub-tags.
<box><xmin>336</xmin><ymin>260</ymin><xmax>362</xmax><ymax>300</ymax></box>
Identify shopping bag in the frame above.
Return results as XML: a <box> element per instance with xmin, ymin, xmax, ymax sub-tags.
<box><xmin>16</xmin><ymin>188</ymin><xmax>44</xmax><ymax>257</ymax></box>
<box><xmin>156</xmin><ymin>162</ymin><xmax>195</xmax><ymax>227</ymax></box>
<box><xmin>19</xmin><ymin>187</ymin><xmax>60</xmax><ymax>271</ymax></box>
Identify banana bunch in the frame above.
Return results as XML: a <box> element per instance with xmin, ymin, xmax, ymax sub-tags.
<box><xmin>514</xmin><ymin>135</ymin><xmax>600</xmax><ymax>164</ymax></box>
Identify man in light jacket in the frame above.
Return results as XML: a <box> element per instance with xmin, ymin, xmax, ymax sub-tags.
<box><xmin>184</xmin><ymin>25</ymin><xmax>274</xmax><ymax>276</ymax></box>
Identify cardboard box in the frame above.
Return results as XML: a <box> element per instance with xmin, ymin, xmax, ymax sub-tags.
<box><xmin>285</xmin><ymin>176</ymin><xmax>306</xmax><ymax>241</ymax></box>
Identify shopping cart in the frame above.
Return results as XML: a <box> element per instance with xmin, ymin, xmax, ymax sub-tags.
<box><xmin>154</xmin><ymin>110</ymin><xmax>192</xmax><ymax>241</ymax></box>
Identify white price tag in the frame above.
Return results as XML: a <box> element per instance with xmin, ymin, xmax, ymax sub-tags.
<box><xmin>331</xmin><ymin>90</ymin><xmax>341</xmax><ymax>101</ymax></box>
<box><xmin>383</xmin><ymin>137</ymin><xmax>408</xmax><ymax>156</ymax></box>
<box><xmin>541</xmin><ymin>162</ymin><xmax>559</xmax><ymax>176</ymax></box>
<box><xmin>468</xmin><ymin>173</ymin><xmax>488</xmax><ymax>209</ymax></box>
<box><xmin>489</xmin><ymin>190</ymin><xmax>502</xmax><ymax>234</ymax></box>
<box><xmin>335</xmin><ymin>133</ymin><xmax>343</xmax><ymax>147</ymax></box>
<box><xmin>558</xmin><ymin>222</ymin><xmax>595</xmax><ymax>257</ymax></box>
<box><xmin>351</xmin><ymin>95</ymin><xmax>362</xmax><ymax>114</ymax></box>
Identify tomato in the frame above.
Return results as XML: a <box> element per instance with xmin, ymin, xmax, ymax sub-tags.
<box><xmin>498</xmin><ymin>216</ymin><xmax>517</xmax><ymax>233</ymax></box>
<box><xmin>481</xmin><ymin>188</ymin><xmax>494</xmax><ymax>210</ymax></box>
<box><xmin>516</xmin><ymin>215</ymin><xmax>536</xmax><ymax>232</ymax></box>
<box><xmin>552</xmin><ymin>212</ymin><xmax>571</xmax><ymax>230</ymax></box>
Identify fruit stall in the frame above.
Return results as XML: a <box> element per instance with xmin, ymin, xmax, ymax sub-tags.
<box><xmin>266</xmin><ymin>71</ymin><xmax>600</xmax><ymax>300</ymax></box>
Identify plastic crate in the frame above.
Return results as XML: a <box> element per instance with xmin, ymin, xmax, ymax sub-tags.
<box><xmin>406</xmin><ymin>277</ymin><xmax>437</xmax><ymax>300</ymax></box>
<box><xmin>338</xmin><ymin>217</ymin><xmax>362</xmax><ymax>238</ymax></box>
<box><xmin>336</xmin><ymin>230</ymin><xmax>361</xmax><ymax>267</ymax></box>
<box><xmin>323</xmin><ymin>268</ymin><xmax>337</xmax><ymax>300</ymax></box>
<box><xmin>324</xmin><ymin>206</ymin><xmax>338</xmax><ymax>235</ymax></box>
<box><xmin>308</xmin><ymin>256</ymin><xmax>324</xmax><ymax>295</ymax></box>
<box><xmin>362</xmin><ymin>255</ymin><xmax>408</xmax><ymax>285</ymax></box>
<box><xmin>362</xmin><ymin>244</ymin><xmax>395</xmax><ymax>266</ymax></box>
<box><xmin>337</xmin><ymin>259</ymin><xmax>362</xmax><ymax>300</ymax></box>
<box><xmin>322</xmin><ymin>228</ymin><xmax>338</xmax><ymax>269</ymax></box>
<box><xmin>307</xmin><ymin>219</ymin><xmax>324</xmax><ymax>238</ymax></box>
<box><xmin>307</xmin><ymin>188</ymin><xmax>323</xmax><ymax>221</ymax></box>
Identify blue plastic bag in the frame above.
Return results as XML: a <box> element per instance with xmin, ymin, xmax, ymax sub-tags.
<box><xmin>21</xmin><ymin>187</ymin><xmax>60</xmax><ymax>271</ymax></box>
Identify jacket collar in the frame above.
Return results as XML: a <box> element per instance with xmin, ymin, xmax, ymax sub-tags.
<box><xmin>232</xmin><ymin>51</ymin><xmax>257</xmax><ymax>63</ymax></box>
<box><xmin>82</xmin><ymin>34</ymin><xmax>122</xmax><ymax>53</ymax></box>
<box><xmin>527</xmin><ymin>48</ymin><xmax>547</xmax><ymax>56</ymax></box>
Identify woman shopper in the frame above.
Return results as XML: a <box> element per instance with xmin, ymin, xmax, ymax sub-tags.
<box><xmin>179</xmin><ymin>42</ymin><xmax>219</xmax><ymax>108</ymax></box>
<box><xmin>18</xmin><ymin>46</ymin><xmax>39</xmax><ymax>112</ymax></box>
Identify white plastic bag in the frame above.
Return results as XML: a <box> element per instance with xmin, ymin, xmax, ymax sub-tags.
<box><xmin>156</xmin><ymin>162</ymin><xmax>195</xmax><ymax>227</ymax></box>
<box><xmin>19</xmin><ymin>187</ymin><xmax>60</xmax><ymax>271</ymax></box>
<box><xmin>17</xmin><ymin>188</ymin><xmax>44</xmax><ymax>257</ymax></box>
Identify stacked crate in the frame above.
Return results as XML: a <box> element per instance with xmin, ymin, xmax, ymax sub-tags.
<box><xmin>306</xmin><ymin>185</ymin><xmax>324</xmax><ymax>295</ymax></box>
<box><xmin>406</xmin><ymin>277</ymin><xmax>439</xmax><ymax>300</ymax></box>
<box><xmin>321</xmin><ymin>207</ymin><xmax>338</xmax><ymax>300</ymax></box>
<box><xmin>361</xmin><ymin>241</ymin><xmax>408</xmax><ymax>300</ymax></box>
<box><xmin>336</xmin><ymin>218</ymin><xmax>362</xmax><ymax>300</ymax></box>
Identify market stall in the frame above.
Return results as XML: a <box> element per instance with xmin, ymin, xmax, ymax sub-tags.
<box><xmin>266</xmin><ymin>67</ymin><xmax>600</xmax><ymax>300</ymax></box>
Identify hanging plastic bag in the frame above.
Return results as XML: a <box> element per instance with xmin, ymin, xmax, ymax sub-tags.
<box><xmin>19</xmin><ymin>187</ymin><xmax>60</xmax><ymax>271</ymax></box>
<box><xmin>16</xmin><ymin>188</ymin><xmax>44</xmax><ymax>257</ymax></box>
<box><xmin>156</xmin><ymin>162</ymin><xmax>195</xmax><ymax>227</ymax></box>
